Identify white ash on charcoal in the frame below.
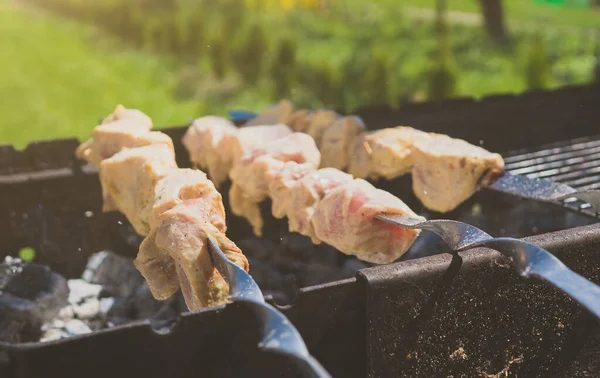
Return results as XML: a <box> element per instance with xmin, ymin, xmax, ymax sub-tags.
<box><xmin>0</xmin><ymin>256</ymin><xmax>69</xmax><ymax>343</ymax></box>
<box><xmin>81</xmin><ymin>250</ymin><xmax>145</xmax><ymax>297</ymax></box>
<box><xmin>39</xmin><ymin>250</ymin><xmax>184</xmax><ymax>342</ymax></box>
<box><xmin>1</xmin><ymin>251</ymin><xmax>184</xmax><ymax>343</ymax></box>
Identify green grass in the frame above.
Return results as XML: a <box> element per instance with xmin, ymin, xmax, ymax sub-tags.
<box><xmin>0</xmin><ymin>1</ymin><xmax>207</xmax><ymax>148</ymax></box>
<box><xmin>1</xmin><ymin>0</ymin><xmax>597</xmax><ymax>148</ymax></box>
<box><xmin>403</xmin><ymin>0</ymin><xmax>600</xmax><ymax>28</ymax></box>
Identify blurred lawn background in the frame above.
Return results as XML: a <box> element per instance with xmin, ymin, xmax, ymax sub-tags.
<box><xmin>0</xmin><ymin>0</ymin><xmax>598</xmax><ymax>147</ymax></box>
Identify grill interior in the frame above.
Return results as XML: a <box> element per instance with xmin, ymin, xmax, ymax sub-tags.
<box><xmin>1</xmin><ymin>86</ymin><xmax>600</xmax><ymax>378</ymax></box>
<box><xmin>504</xmin><ymin>134</ymin><xmax>600</xmax><ymax>218</ymax></box>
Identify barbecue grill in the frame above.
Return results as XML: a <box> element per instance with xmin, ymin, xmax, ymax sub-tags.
<box><xmin>1</xmin><ymin>84</ymin><xmax>599</xmax><ymax>378</ymax></box>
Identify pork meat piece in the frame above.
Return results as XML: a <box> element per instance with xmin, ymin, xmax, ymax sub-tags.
<box><xmin>269</xmin><ymin>161</ymin><xmax>316</xmax><ymax>219</ymax></box>
<box><xmin>152</xmin><ymin>168</ymin><xmax>226</xmax><ymax>230</ymax></box>
<box><xmin>153</xmin><ymin>199</ymin><xmax>249</xmax><ymax>310</ymax></box>
<box><xmin>229</xmin><ymin>133</ymin><xmax>321</xmax><ymax>236</ymax></box>
<box><xmin>245</xmin><ymin>99</ymin><xmax>294</xmax><ymax>126</ymax></box>
<box><xmin>99</xmin><ymin>144</ymin><xmax>177</xmax><ymax>235</ymax></box>
<box><xmin>320</xmin><ymin>116</ymin><xmax>366</xmax><ymax>170</ymax></box>
<box><xmin>101</xmin><ymin>104</ymin><xmax>153</xmax><ymax>127</ymax></box>
<box><xmin>182</xmin><ymin>116</ymin><xmax>238</xmax><ymax>188</ymax></box>
<box><xmin>133</xmin><ymin>131</ymin><xmax>176</xmax><ymax>151</ymax></box>
<box><xmin>347</xmin><ymin>132</ymin><xmax>372</xmax><ymax>179</ymax></box>
<box><xmin>182</xmin><ymin>120</ymin><xmax>293</xmax><ymax>187</ymax></box>
<box><xmin>305</xmin><ymin>110</ymin><xmax>340</xmax><ymax>148</ymax></box>
<box><xmin>287</xmin><ymin>109</ymin><xmax>312</xmax><ymax>133</ymax></box>
<box><xmin>75</xmin><ymin>106</ymin><xmax>155</xmax><ymax>168</ymax></box>
<box><xmin>76</xmin><ymin>120</ymin><xmax>152</xmax><ymax>168</ymax></box>
<box><xmin>312</xmin><ymin>178</ymin><xmax>423</xmax><ymax>264</ymax></box>
<box><xmin>229</xmin><ymin>183</ymin><xmax>265</xmax><ymax>237</ymax></box>
<box><xmin>135</xmin><ymin>168</ymin><xmax>228</xmax><ymax>301</ymax></box>
<box><xmin>135</xmin><ymin>229</ymin><xmax>180</xmax><ymax>300</ymax></box>
<box><xmin>411</xmin><ymin>134</ymin><xmax>504</xmax><ymax>213</ymax></box>
<box><xmin>271</xmin><ymin>166</ymin><xmax>353</xmax><ymax>244</ymax></box>
<box><xmin>82</xmin><ymin>130</ymin><xmax>173</xmax><ymax>214</ymax></box>
<box><xmin>347</xmin><ymin>126</ymin><xmax>432</xmax><ymax>180</ymax></box>
<box><xmin>231</xmin><ymin>124</ymin><xmax>293</xmax><ymax>164</ymax></box>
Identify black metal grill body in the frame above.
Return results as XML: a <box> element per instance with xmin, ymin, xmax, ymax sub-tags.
<box><xmin>1</xmin><ymin>84</ymin><xmax>600</xmax><ymax>377</ymax></box>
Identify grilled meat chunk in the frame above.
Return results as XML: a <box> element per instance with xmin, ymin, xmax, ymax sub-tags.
<box><xmin>320</xmin><ymin>116</ymin><xmax>366</xmax><ymax>171</ymax></box>
<box><xmin>312</xmin><ymin>178</ymin><xmax>424</xmax><ymax>264</ymax></box>
<box><xmin>101</xmin><ymin>104</ymin><xmax>153</xmax><ymax>127</ymax></box>
<box><xmin>348</xmin><ymin>126</ymin><xmax>432</xmax><ymax>180</ymax></box>
<box><xmin>287</xmin><ymin>109</ymin><xmax>312</xmax><ymax>133</ymax></box>
<box><xmin>270</xmin><ymin>167</ymin><xmax>353</xmax><ymax>244</ymax></box>
<box><xmin>77</xmin><ymin>105</ymin><xmax>250</xmax><ymax>310</ymax></box>
<box><xmin>152</xmin><ymin>199</ymin><xmax>248</xmax><ymax>310</ymax></box>
<box><xmin>305</xmin><ymin>110</ymin><xmax>340</xmax><ymax>149</ymax></box>
<box><xmin>99</xmin><ymin>144</ymin><xmax>177</xmax><ymax>235</ymax></box>
<box><xmin>182</xmin><ymin>118</ymin><xmax>292</xmax><ymax>187</ymax></box>
<box><xmin>75</xmin><ymin>105</ymin><xmax>160</xmax><ymax>168</ymax></box>
<box><xmin>229</xmin><ymin>133</ymin><xmax>320</xmax><ymax>236</ymax></box>
<box><xmin>182</xmin><ymin>116</ymin><xmax>239</xmax><ymax>188</ymax></box>
<box><xmin>232</xmin><ymin>124</ymin><xmax>293</xmax><ymax>164</ymax></box>
<box><xmin>135</xmin><ymin>168</ymin><xmax>228</xmax><ymax>302</ymax></box>
<box><xmin>245</xmin><ymin>99</ymin><xmax>294</xmax><ymax>126</ymax></box>
<box><xmin>411</xmin><ymin>134</ymin><xmax>505</xmax><ymax>213</ymax></box>
<box><xmin>135</xmin><ymin>230</ymin><xmax>180</xmax><ymax>300</ymax></box>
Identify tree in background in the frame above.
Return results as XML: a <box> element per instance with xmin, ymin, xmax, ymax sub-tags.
<box><xmin>232</xmin><ymin>22</ymin><xmax>269</xmax><ymax>84</ymax></box>
<box><xmin>593</xmin><ymin>33</ymin><xmax>600</xmax><ymax>83</ymax></box>
<box><xmin>477</xmin><ymin>0</ymin><xmax>509</xmax><ymax>44</ymax></box>
<box><xmin>271</xmin><ymin>38</ymin><xmax>297</xmax><ymax>99</ymax></box>
<box><xmin>524</xmin><ymin>33</ymin><xmax>550</xmax><ymax>90</ymax></box>
<box><xmin>310</xmin><ymin>60</ymin><xmax>343</xmax><ymax>109</ymax></box>
<box><xmin>208</xmin><ymin>36</ymin><xmax>229</xmax><ymax>80</ymax></box>
<box><xmin>427</xmin><ymin>0</ymin><xmax>459</xmax><ymax>101</ymax></box>
<box><xmin>363</xmin><ymin>51</ymin><xmax>396</xmax><ymax>107</ymax></box>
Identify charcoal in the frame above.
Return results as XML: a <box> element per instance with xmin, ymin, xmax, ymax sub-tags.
<box><xmin>267</xmin><ymin>274</ymin><xmax>299</xmax><ymax>306</ymax></box>
<box><xmin>39</xmin><ymin>328</ymin><xmax>68</xmax><ymax>342</ymax></box>
<box><xmin>67</xmin><ymin>279</ymin><xmax>102</xmax><ymax>305</ymax></box>
<box><xmin>117</xmin><ymin>223</ymin><xmax>145</xmax><ymax>248</ymax></box>
<box><xmin>0</xmin><ymin>256</ymin><xmax>68</xmax><ymax>342</ymax></box>
<box><xmin>149</xmin><ymin>301</ymin><xmax>179</xmax><ymax>332</ymax></box>
<box><xmin>173</xmin><ymin>290</ymin><xmax>188</xmax><ymax>314</ymax></box>
<box><xmin>2</xmin><ymin>250</ymin><xmax>185</xmax><ymax>343</ymax></box>
<box><xmin>86</xmin><ymin>318</ymin><xmax>107</xmax><ymax>332</ymax></box>
<box><xmin>82</xmin><ymin>250</ymin><xmax>145</xmax><ymax>298</ymax></box>
<box><xmin>103</xmin><ymin>282</ymin><xmax>176</xmax><ymax>322</ymax></box>
<box><xmin>107</xmin><ymin>317</ymin><xmax>134</xmax><ymax>328</ymax></box>
<box><xmin>64</xmin><ymin>319</ymin><xmax>92</xmax><ymax>336</ymax></box>
<box><xmin>0</xmin><ymin>316</ymin><xmax>40</xmax><ymax>343</ymax></box>
<box><xmin>57</xmin><ymin>305</ymin><xmax>75</xmax><ymax>320</ymax></box>
<box><xmin>280</xmin><ymin>233</ymin><xmax>315</xmax><ymax>262</ymax></box>
<box><xmin>128</xmin><ymin>284</ymin><xmax>172</xmax><ymax>320</ymax></box>
<box><xmin>42</xmin><ymin>319</ymin><xmax>66</xmax><ymax>330</ymax></box>
<box><xmin>341</xmin><ymin>258</ymin><xmax>370</xmax><ymax>275</ymax></box>
<box><xmin>310</xmin><ymin>244</ymin><xmax>343</xmax><ymax>267</ymax></box>
<box><xmin>104</xmin><ymin>296</ymin><xmax>132</xmax><ymax>320</ymax></box>
<box><xmin>38</xmin><ymin>317</ymin><xmax>92</xmax><ymax>342</ymax></box>
<box><xmin>73</xmin><ymin>298</ymin><xmax>100</xmax><ymax>320</ymax></box>
<box><xmin>237</xmin><ymin>238</ymin><xmax>280</xmax><ymax>260</ymax></box>
<box><xmin>248</xmin><ymin>257</ymin><xmax>285</xmax><ymax>290</ymax></box>
<box><xmin>98</xmin><ymin>297</ymin><xmax>115</xmax><ymax>317</ymax></box>
<box><xmin>297</xmin><ymin>263</ymin><xmax>340</xmax><ymax>288</ymax></box>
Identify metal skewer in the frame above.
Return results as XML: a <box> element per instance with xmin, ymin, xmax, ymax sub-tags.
<box><xmin>376</xmin><ymin>214</ymin><xmax>600</xmax><ymax>319</ymax></box>
<box><xmin>228</xmin><ymin>108</ymin><xmax>600</xmax><ymax>214</ymax></box>
<box><xmin>479</xmin><ymin>169</ymin><xmax>600</xmax><ymax>214</ymax></box>
<box><xmin>207</xmin><ymin>237</ymin><xmax>332</xmax><ymax>378</ymax></box>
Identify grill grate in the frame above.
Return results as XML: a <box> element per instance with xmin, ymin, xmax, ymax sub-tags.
<box><xmin>504</xmin><ymin>135</ymin><xmax>600</xmax><ymax>218</ymax></box>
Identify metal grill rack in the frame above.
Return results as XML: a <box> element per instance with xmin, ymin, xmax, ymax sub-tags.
<box><xmin>504</xmin><ymin>134</ymin><xmax>600</xmax><ymax>218</ymax></box>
